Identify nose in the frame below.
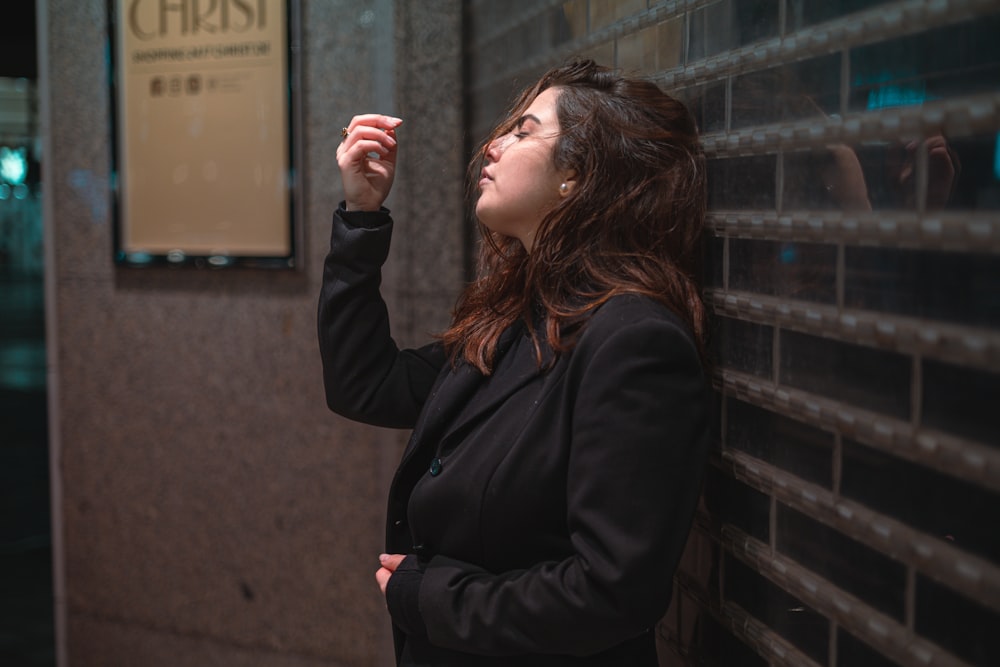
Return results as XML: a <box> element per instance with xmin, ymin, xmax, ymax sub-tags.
<box><xmin>485</xmin><ymin>133</ymin><xmax>514</xmax><ymax>163</ymax></box>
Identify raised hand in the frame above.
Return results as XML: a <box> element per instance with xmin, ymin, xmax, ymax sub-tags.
<box><xmin>336</xmin><ymin>114</ymin><xmax>403</xmax><ymax>212</ymax></box>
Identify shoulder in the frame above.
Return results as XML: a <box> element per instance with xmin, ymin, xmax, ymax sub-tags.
<box><xmin>556</xmin><ymin>293</ymin><xmax>704</xmax><ymax>382</ymax></box>
<box><xmin>579</xmin><ymin>293</ymin><xmax>697</xmax><ymax>352</ymax></box>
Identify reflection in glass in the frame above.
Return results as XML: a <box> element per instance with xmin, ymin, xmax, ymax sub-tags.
<box><xmin>916</xmin><ymin>575</ymin><xmax>1000</xmax><ymax>666</ymax></box>
<box><xmin>704</xmin><ymin>234</ymin><xmax>724</xmax><ymax>289</ymax></box>
<box><xmin>688</xmin><ymin>0</ymin><xmax>779</xmax><ymax>62</ymax></box>
<box><xmin>707</xmin><ymin>155</ymin><xmax>776</xmax><ymax>209</ymax></box>
<box><xmin>837</xmin><ymin>628</ymin><xmax>904</xmax><ymax>667</ymax></box>
<box><xmin>704</xmin><ymin>467</ymin><xmax>770</xmax><ymax>543</ymax></box>
<box><xmin>680</xmin><ymin>82</ymin><xmax>727</xmax><ymax>133</ymax></box>
<box><xmin>727</xmin><ymin>398</ymin><xmax>834</xmax><ymax>489</ymax></box>
<box><xmin>692</xmin><ymin>611</ymin><xmax>769</xmax><ymax>667</ymax></box>
<box><xmin>731</xmin><ymin>55</ymin><xmax>841</xmax><ymax>130</ymax></box>
<box><xmin>785</xmin><ymin>146</ymin><xmax>875</xmax><ymax>212</ymax></box>
<box><xmin>713</xmin><ymin>317</ymin><xmax>773</xmax><ymax>378</ymax></box>
<box><xmin>787</xmin><ymin>0</ymin><xmax>895</xmax><ymax>30</ymax></box>
<box><xmin>850</xmin><ymin>15</ymin><xmax>1000</xmax><ymax>111</ymax></box>
<box><xmin>922</xmin><ymin>360</ymin><xmax>1000</xmax><ymax>446</ymax></box>
<box><xmin>842</xmin><ymin>439</ymin><xmax>1000</xmax><ymax>562</ymax></box>
<box><xmin>777</xmin><ymin>504</ymin><xmax>906</xmax><ymax>621</ymax></box>
<box><xmin>944</xmin><ymin>133</ymin><xmax>1000</xmax><ymax>210</ymax></box>
<box><xmin>845</xmin><ymin>247</ymin><xmax>1000</xmax><ymax>328</ymax></box>
<box><xmin>729</xmin><ymin>239</ymin><xmax>837</xmax><ymax>303</ymax></box>
<box><xmin>725</xmin><ymin>557</ymin><xmax>829</xmax><ymax>664</ymax></box>
<box><xmin>780</xmin><ymin>331</ymin><xmax>911</xmax><ymax>420</ymax></box>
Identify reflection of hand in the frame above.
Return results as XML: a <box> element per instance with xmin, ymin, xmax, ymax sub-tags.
<box><xmin>822</xmin><ymin>144</ymin><xmax>872</xmax><ymax>211</ymax></box>
<box><xmin>924</xmin><ymin>135</ymin><xmax>958</xmax><ymax>209</ymax></box>
<box><xmin>893</xmin><ymin>135</ymin><xmax>958</xmax><ymax>209</ymax></box>
<box><xmin>336</xmin><ymin>114</ymin><xmax>403</xmax><ymax>212</ymax></box>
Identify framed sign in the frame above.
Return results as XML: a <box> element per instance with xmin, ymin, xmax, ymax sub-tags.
<box><xmin>108</xmin><ymin>0</ymin><xmax>301</xmax><ymax>268</ymax></box>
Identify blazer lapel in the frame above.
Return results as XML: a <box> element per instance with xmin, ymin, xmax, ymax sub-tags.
<box><xmin>398</xmin><ymin>320</ymin><xmax>546</xmax><ymax>467</ymax></box>
<box><xmin>435</xmin><ymin>325</ymin><xmax>548</xmax><ymax>452</ymax></box>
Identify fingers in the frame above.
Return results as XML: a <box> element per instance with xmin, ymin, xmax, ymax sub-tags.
<box><xmin>338</xmin><ymin>127</ymin><xmax>397</xmax><ymax>161</ymax></box>
<box><xmin>345</xmin><ymin>114</ymin><xmax>402</xmax><ymax>136</ymax></box>
<box><xmin>340</xmin><ymin>115</ymin><xmax>402</xmax><ymax>155</ymax></box>
<box><xmin>337</xmin><ymin>115</ymin><xmax>402</xmax><ymax>212</ymax></box>
<box><xmin>337</xmin><ymin>120</ymin><xmax>399</xmax><ymax>171</ymax></box>
<box><xmin>374</xmin><ymin>553</ymin><xmax>406</xmax><ymax>596</ymax></box>
<box><xmin>378</xmin><ymin>553</ymin><xmax>406</xmax><ymax>571</ymax></box>
<box><xmin>375</xmin><ymin>566</ymin><xmax>392</xmax><ymax>595</ymax></box>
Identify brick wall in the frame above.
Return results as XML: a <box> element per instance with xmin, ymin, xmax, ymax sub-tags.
<box><xmin>464</xmin><ymin>1</ymin><xmax>1000</xmax><ymax>665</ymax></box>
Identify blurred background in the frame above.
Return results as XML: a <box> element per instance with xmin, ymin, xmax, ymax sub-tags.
<box><xmin>2</xmin><ymin>1</ymin><xmax>998</xmax><ymax>666</ymax></box>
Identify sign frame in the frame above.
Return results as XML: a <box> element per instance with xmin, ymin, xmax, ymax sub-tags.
<box><xmin>107</xmin><ymin>0</ymin><xmax>303</xmax><ymax>269</ymax></box>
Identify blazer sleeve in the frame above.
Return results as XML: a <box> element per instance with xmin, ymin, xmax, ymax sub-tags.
<box><xmin>399</xmin><ymin>309</ymin><xmax>711</xmax><ymax>656</ymax></box>
<box><xmin>317</xmin><ymin>205</ymin><xmax>447</xmax><ymax>428</ymax></box>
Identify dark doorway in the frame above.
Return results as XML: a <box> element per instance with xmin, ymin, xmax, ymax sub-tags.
<box><xmin>0</xmin><ymin>2</ymin><xmax>55</xmax><ymax>665</ymax></box>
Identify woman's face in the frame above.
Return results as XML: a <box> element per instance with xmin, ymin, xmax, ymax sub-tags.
<box><xmin>476</xmin><ymin>87</ymin><xmax>573</xmax><ymax>252</ymax></box>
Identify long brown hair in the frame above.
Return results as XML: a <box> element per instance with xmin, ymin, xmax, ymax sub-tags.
<box><xmin>443</xmin><ymin>60</ymin><xmax>707</xmax><ymax>374</ymax></box>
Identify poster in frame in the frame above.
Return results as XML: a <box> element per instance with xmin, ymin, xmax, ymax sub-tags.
<box><xmin>108</xmin><ymin>0</ymin><xmax>302</xmax><ymax>269</ymax></box>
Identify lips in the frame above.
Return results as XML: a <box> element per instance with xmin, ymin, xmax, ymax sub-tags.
<box><xmin>479</xmin><ymin>168</ymin><xmax>493</xmax><ymax>189</ymax></box>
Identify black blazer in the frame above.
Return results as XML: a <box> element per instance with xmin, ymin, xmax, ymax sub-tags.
<box><xmin>319</xmin><ymin>207</ymin><xmax>710</xmax><ymax>666</ymax></box>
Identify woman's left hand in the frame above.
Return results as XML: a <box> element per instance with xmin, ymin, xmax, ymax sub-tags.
<box><xmin>337</xmin><ymin>114</ymin><xmax>402</xmax><ymax>212</ymax></box>
<box><xmin>376</xmin><ymin>553</ymin><xmax>406</xmax><ymax>595</ymax></box>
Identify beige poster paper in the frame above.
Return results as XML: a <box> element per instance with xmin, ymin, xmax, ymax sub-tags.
<box><xmin>117</xmin><ymin>0</ymin><xmax>290</xmax><ymax>256</ymax></box>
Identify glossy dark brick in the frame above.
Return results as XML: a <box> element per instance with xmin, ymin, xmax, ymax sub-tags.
<box><xmin>788</xmin><ymin>0</ymin><xmax>895</xmax><ymax>29</ymax></box>
<box><xmin>707</xmin><ymin>155</ymin><xmax>778</xmax><ymax>210</ymax></box>
<box><xmin>916</xmin><ymin>575</ymin><xmax>1000</xmax><ymax>667</ymax></box>
<box><xmin>779</xmin><ymin>330</ymin><xmax>912</xmax><ymax>419</ymax></box>
<box><xmin>713</xmin><ymin>316</ymin><xmax>773</xmax><ymax>379</ymax></box>
<box><xmin>777</xmin><ymin>504</ymin><xmax>907</xmax><ymax>621</ymax></box>
<box><xmin>688</xmin><ymin>0</ymin><xmax>779</xmax><ymax>61</ymax></box>
<box><xmin>731</xmin><ymin>54</ymin><xmax>841</xmax><ymax>130</ymax></box>
<box><xmin>850</xmin><ymin>15</ymin><xmax>1000</xmax><ymax>111</ymax></box>
<box><xmin>837</xmin><ymin>627</ymin><xmax>903</xmax><ymax>667</ymax></box>
<box><xmin>705</xmin><ymin>467</ymin><xmax>770</xmax><ymax>544</ymax></box>
<box><xmin>923</xmin><ymin>360</ymin><xmax>1000</xmax><ymax>446</ymax></box>
<box><xmin>845</xmin><ymin>247</ymin><xmax>1000</xmax><ymax>328</ymax></box>
<box><xmin>725</xmin><ymin>556</ymin><xmax>830</xmax><ymax>664</ymax></box>
<box><xmin>730</xmin><ymin>239</ymin><xmax>837</xmax><ymax>303</ymax></box>
<box><xmin>842</xmin><ymin>439</ymin><xmax>1000</xmax><ymax>561</ymax></box>
<box><xmin>727</xmin><ymin>398</ymin><xmax>835</xmax><ymax>488</ymax></box>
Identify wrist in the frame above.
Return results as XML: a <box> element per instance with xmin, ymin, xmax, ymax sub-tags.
<box><xmin>335</xmin><ymin>201</ymin><xmax>392</xmax><ymax>229</ymax></box>
<box><xmin>385</xmin><ymin>554</ymin><xmax>427</xmax><ymax>637</ymax></box>
<box><xmin>344</xmin><ymin>200</ymin><xmax>383</xmax><ymax>213</ymax></box>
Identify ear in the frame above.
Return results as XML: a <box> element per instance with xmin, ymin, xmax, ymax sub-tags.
<box><xmin>558</xmin><ymin>169</ymin><xmax>578</xmax><ymax>198</ymax></box>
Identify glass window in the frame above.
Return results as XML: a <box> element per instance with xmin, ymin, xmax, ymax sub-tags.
<box><xmin>916</xmin><ymin>575</ymin><xmax>1000</xmax><ymax>666</ymax></box>
<box><xmin>844</xmin><ymin>247</ymin><xmax>1000</xmax><ymax>328</ymax></box>
<box><xmin>707</xmin><ymin>155</ymin><xmax>777</xmax><ymax>209</ymax></box>
<box><xmin>713</xmin><ymin>317</ymin><xmax>773</xmax><ymax>378</ymax></box>
<box><xmin>725</xmin><ymin>557</ymin><xmax>830</xmax><ymax>664</ymax></box>
<box><xmin>727</xmin><ymin>398</ymin><xmax>835</xmax><ymax>489</ymax></box>
<box><xmin>922</xmin><ymin>360</ymin><xmax>1000</xmax><ymax>445</ymax></box>
<box><xmin>776</xmin><ymin>504</ymin><xmax>907</xmax><ymax>621</ymax></box>
<box><xmin>849</xmin><ymin>15</ymin><xmax>1000</xmax><ymax>112</ymax></box>
<box><xmin>780</xmin><ymin>331</ymin><xmax>912</xmax><ymax>420</ymax></box>
<box><xmin>729</xmin><ymin>239</ymin><xmax>837</xmax><ymax>303</ymax></box>
<box><xmin>842</xmin><ymin>439</ymin><xmax>1000</xmax><ymax>562</ymax></box>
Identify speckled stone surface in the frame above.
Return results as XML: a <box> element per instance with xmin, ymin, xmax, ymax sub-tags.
<box><xmin>43</xmin><ymin>1</ymin><xmax>463</xmax><ymax>666</ymax></box>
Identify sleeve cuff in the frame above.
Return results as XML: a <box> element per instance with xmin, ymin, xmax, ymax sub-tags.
<box><xmin>385</xmin><ymin>555</ymin><xmax>428</xmax><ymax>638</ymax></box>
<box><xmin>336</xmin><ymin>202</ymin><xmax>392</xmax><ymax>229</ymax></box>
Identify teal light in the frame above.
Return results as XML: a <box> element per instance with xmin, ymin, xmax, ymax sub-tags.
<box><xmin>995</xmin><ymin>133</ymin><xmax>1000</xmax><ymax>181</ymax></box>
<box><xmin>867</xmin><ymin>85</ymin><xmax>927</xmax><ymax>110</ymax></box>
<box><xmin>0</xmin><ymin>146</ymin><xmax>27</xmax><ymax>185</ymax></box>
<box><xmin>856</xmin><ymin>69</ymin><xmax>930</xmax><ymax>111</ymax></box>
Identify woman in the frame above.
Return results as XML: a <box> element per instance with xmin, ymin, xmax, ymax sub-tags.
<box><xmin>319</xmin><ymin>59</ymin><xmax>710</xmax><ymax>666</ymax></box>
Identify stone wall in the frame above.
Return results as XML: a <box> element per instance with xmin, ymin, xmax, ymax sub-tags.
<box><xmin>40</xmin><ymin>1</ymin><xmax>463</xmax><ymax>665</ymax></box>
